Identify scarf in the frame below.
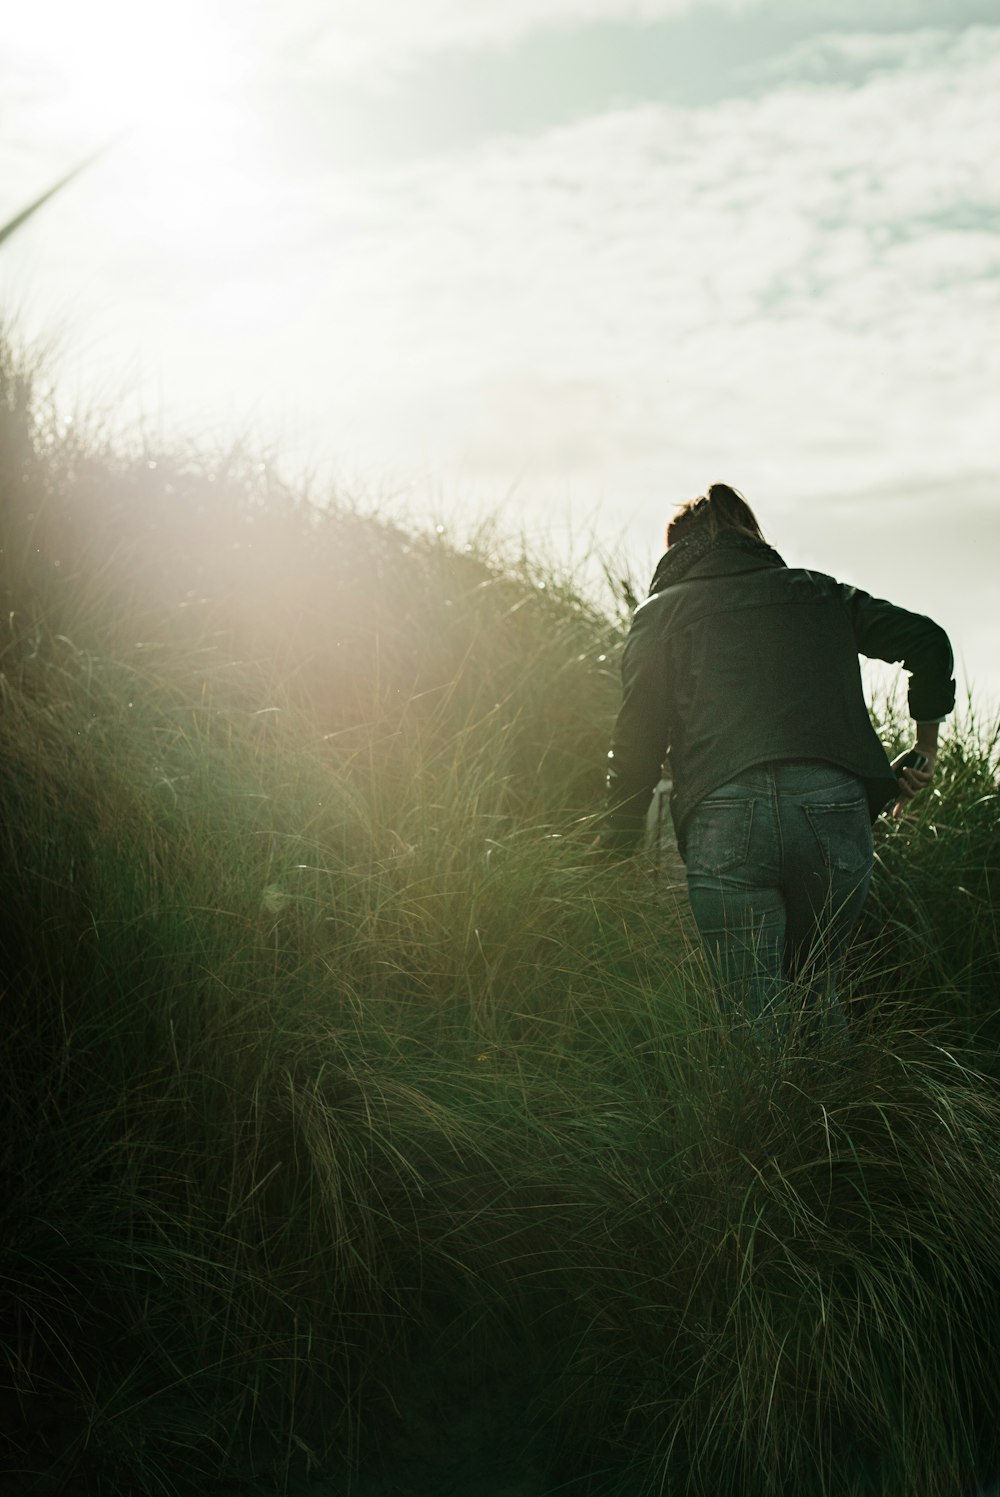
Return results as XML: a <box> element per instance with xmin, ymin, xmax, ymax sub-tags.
<box><xmin>646</xmin><ymin>530</ymin><xmax>787</xmax><ymax>597</ymax></box>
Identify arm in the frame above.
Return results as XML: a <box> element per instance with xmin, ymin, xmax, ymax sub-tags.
<box><xmin>841</xmin><ymin>586</ymin><xmax>955</xmax><ymax>721</ymax></box>
<box><xmin>601</xmin><ymin>599</ymin><xmax>672</xmax><ymax>853</ymax></box>
<box><xmin>841</xmin><ymin>585</ymin><xmax>955</xmax><ymax>816</ymax></box>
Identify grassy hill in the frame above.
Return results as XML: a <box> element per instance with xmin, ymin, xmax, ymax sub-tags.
<box><xmin>1</xmin><ymin>331</ymin><xmax>999</xmax><ymax>1497</ymax></box>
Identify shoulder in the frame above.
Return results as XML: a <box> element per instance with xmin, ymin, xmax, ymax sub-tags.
<box><xmin>628</xmin><ymin>588</ymin><xmax>680</xmax><ymax>637</ymax></box>
<box><xmin>621</xmin><ymin>590</ymin><xmax>676</xmax><ymax>666</ymax></box>
<box><xmin>763</xmin><ymin>567</ymin><xmax>848</xmax><ymax>603</ymax></box>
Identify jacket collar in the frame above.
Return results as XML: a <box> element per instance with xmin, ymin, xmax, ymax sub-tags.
<box><xmin>647</xmin><ymin>532</ymin><xmax>786</xmax><ymax>596</ymax></box>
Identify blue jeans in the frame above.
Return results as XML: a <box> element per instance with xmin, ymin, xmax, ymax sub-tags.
<box><xmin>684</xmin><ymin>761</ymin><xmax>873</xmax><ymax>1046</ymax></box>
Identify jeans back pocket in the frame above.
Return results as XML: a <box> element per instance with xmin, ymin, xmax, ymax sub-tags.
<box><xmin>803</xmin><ymin>799</ymin><xmax>873</xmax><ymax>876</ymax></box>
<box><xmin>686</xmin><ymin>798</ymin><xmax>755</xmax><ymax>877</ymax></box>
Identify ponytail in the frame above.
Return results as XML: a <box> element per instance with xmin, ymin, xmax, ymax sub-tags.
<box><xmin>666</xmin><ymin>482</ymin><xmax>765</xmax><ymax>548</ymax></box>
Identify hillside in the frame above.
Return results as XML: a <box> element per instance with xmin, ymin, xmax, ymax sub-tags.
<box><xmin>2</xmin><ymin>334</ymin><xmax>1000</xmax><ymax>1497</ymax></box>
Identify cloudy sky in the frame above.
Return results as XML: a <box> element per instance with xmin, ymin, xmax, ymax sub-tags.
<box><xmin>2</xmin><ymin>0</ymin><xmax>998</xmax><ymax>707</ymax></box>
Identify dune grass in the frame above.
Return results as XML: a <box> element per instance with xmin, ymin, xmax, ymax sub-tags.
<box><xmin>1</xmin><ymin>332</ymin><xmax>1000</xmax><ymax>1496</ymax></box>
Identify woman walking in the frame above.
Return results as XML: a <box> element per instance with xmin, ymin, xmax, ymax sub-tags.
<box><xmin>601</xmin><ymin>484</ymin><xmax>954</xmax><ymax>1043</ymax></box>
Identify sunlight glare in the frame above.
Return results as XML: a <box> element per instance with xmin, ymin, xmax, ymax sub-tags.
<box><xmin>8</xmin><ymin>0</ymin><xmax>250</xmax><ymax>142</ymax></box>
<box><xmin>7</xmin><ymin>0</ymin><xmax>273</xmax><ymax>273</ymax></box>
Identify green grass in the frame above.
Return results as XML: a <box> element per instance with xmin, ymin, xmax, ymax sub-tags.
<box><xmin>2</xmin><ymin>330</ymin><xmax>1000</xmax><ymax>1496</ymax></box>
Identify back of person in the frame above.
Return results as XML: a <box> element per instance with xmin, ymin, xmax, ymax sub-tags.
<box><xmin>601</xmin><ymin>483</ymin><xmax>955</xmax><ymax>1045</ymax></box>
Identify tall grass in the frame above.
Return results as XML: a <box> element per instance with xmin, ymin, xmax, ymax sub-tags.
<box><xmin>2</xmin><ymin>331</ymin><xmax>999</xmax><ymax>1496</ymax></box>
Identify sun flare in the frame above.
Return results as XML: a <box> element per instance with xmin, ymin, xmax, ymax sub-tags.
<box><xmin>6</xmin><ymin>0</ymin><xmax>273</xmax><ymax>275</ymax></box>
<box><xmin>9</xmin><ymin>0</ymin><xmax>250</xmax><ymax>144</ymax></box>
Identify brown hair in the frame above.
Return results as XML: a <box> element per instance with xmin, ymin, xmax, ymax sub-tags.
<box><xmin>666</xmin><ymin>483</ymin><xmax>765</xmax><ymax>548</ymax></box>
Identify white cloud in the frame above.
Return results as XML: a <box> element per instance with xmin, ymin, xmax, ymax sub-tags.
<box><xmin>318</xmin><ymin>25</ymin><xmax>1000</xmax><ymax>480</ymax></box>
<box><xmin>254</xmin><ymin>1</ymin><xmax>999</xmax><ymax>85</ymax></box>
<box><xmin>270</xmin><ymin>0</ymin><xmax>753</xmax><ymax>80</ymax></box>
<box><xmin>749</xmin><ymin>23</ymin><xmax>985</xmax><ymax>86</ymax></box>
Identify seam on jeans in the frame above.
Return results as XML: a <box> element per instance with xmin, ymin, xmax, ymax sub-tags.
<box><xmin>770</xmin><ymin>764</ymin><xmax>785</xmax><ymax>886</ymax></box>
<box><xmin>807</xmin><ymin>797</ymin><xmax>867</xmax><ymax>813</ymax></box>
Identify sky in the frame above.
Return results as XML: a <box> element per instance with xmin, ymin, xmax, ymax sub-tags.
<box><xmin>2</xmin><ymin>0</ymin><xmax>999</xmax><ymax>710</ymax></box>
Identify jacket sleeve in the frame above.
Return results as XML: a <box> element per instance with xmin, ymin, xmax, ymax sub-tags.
<box><xmin>602</xmin><ymin>599</ymin><xmax>672</xmax><ymax>850</ymax></box>
<box><xmin>840</xmin><ymin>586</ymin><xmax>956</xmax><ymax>721</ymax></box>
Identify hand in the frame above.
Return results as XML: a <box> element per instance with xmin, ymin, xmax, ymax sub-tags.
<box><xmin>891</xmin><ymin>752</ymin><xmax>936</xmax><ymax>821</ymax></box>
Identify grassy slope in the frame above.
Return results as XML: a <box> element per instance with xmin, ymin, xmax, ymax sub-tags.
<box><xmin>1</xmin><ymin>334</ymin><xmax>999</xmax><ymax>1497</ymax></box>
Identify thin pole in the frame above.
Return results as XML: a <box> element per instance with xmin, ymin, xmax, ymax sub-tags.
<box><xmin>0</xmin><ymin>140</ymin><xmax>119</xmax><ymax>249</ymax></box>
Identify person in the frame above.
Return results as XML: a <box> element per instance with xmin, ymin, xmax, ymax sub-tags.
<box><xmin>600</xmin><ymin>483</ymin><xmax>955</xmax><ymax>1045</ymax></box>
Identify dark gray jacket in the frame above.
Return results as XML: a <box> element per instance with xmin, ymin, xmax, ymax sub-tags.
<box><xmin>604</xmin><ymin>544</ymin><xmax>955</xmax><ymax>856</ymax></box>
